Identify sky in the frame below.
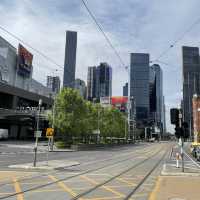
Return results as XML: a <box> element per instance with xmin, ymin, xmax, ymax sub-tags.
<box><xmin>1</xmin><ymin>0</ymin><xmax>200</xmax><ymax>132</ymax></box>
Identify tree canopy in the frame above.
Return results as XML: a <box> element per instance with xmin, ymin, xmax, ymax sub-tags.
<box><xmin>49</xmin><ymin>88</ymin><xmax>127</xmax><ymax>144</ymax></box>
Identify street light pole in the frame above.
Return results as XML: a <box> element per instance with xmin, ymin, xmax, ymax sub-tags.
<box><xmin>179</xmin><ymin>109</ymin><xmax>184</xmax><ymax>172</ymax></box>
<box><xmin>33</xmin><ymin>99</ymin><xmax>42</xmax><ymax>167</ymax></box>
<box><xmin>50</xmin><ymin>96</ymin><xmax>56</xmax><ymax>151</ymax></box>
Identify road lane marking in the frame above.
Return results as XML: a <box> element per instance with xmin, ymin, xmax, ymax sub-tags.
<box><xmin>82</xmin><ymin>196</ymin><xmax>121</xmax><ymax>200</ymax></box>
<box><xmin>0</xmin><ymin>193</ymin><xmax>13</xmax><ymax>195</ymax></box>
<box><xmin>30</xmin><ymin>189</ymin><xmax>63</xmax><ymax>193</ymax></box>
<box><xmin>21</xmin><ymin>181</ymin><xmax>51</xmax><ymax>185</ymax></box>
<box><xmin>48</xmin><ymin>175</ymin><xmax>81</xmax><ymax>198</ymax></box>
<box><xmin>80</xmin><ymin>175</ymin><xmax>125</xmax><ymax>198</ymax></box>
<box><xmin>12</xmin><ymin>177</ymin><xmax>24</xmax><ymax>200</ymax></box>
<box><xmin>108</xmin><ymin>185</ymin><xmax>133</xmax><ymax>188</ymax></box>
<box><xmin>148</xmin><ymin>176</ymin><xmax>162</xmax><ymax>200</ymax></box>
<box><xmin>116</xmin><ymin>177</ymin><xmax>136</xmax><ymax>186</ymax></box>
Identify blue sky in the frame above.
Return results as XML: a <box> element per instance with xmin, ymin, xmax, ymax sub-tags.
<box><xmin>1</xmin><ymin>0</ymin><xmax>200</xmax><ymax>132</ymax></box>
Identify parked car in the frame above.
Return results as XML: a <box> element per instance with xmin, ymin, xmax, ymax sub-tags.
<box><xmin>0</xmin><ymin>129</ymin><xmax>8</xmax><ymax>140</ymax></box>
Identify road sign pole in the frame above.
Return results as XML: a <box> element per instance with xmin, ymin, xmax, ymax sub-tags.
<box><xmin>181</xmin><ymin>137</ymin><xmax>184</xmax><ymax>172</ymax></box>
<box><xmin>33</xmin><ymin>99</ymin><xmax>42</xmax><ymax>167</ymax></box>
<box><xmin>179</xmin><ymin>109</ymin><xmax>184</xmax><ymax>172</ymax></box>
<box><xmin>46</xmin><ymin>138</ymin><xmax>50</xmax><ymax>166</ymax></box>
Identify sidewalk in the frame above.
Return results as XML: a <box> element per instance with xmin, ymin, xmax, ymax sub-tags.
<box><xmin>149</xmin><ymin>176</ymin><xmax>200</xmax><ymax>200</ymax></box>
<box><xmin>9</xmin><ymin>159</ymin><xmax>80</xmax><ymax>170</ymax></box>
<box><xmin>149</xmin><ymin>146</ymin><xmax>200</xmax><ymax>200</ymax></box>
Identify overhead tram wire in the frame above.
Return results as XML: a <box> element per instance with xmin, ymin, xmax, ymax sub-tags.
<box><xmin>80</xmin><ymin>0</ymin><xmax>127</xmax><ymax>70</ymax></box>
<box><xmin>0</xmin><ymin>25</ymin><xmax>63</xmax><ymax>70</ymax></box>
<box><xmin>0</xmin><ymin>25</ymin><xmax>78</xmax><ymax>87</ymax></box>
<box><xmin>153</xmin><ymin>16</ymin><xmax>200</xmax><ymax>62</ymax></box>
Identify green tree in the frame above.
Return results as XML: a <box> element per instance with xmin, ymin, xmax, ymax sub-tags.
<box><xmin>50</xmin><ymin>88</ymin><xmax>87</xmax><ymax>144</ymax></box>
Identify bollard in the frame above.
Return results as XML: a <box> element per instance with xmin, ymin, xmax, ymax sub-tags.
<box><xmin>176</xmin><ymin>152</ymin><xmax>181</xmax><ymax>168</ymax></box>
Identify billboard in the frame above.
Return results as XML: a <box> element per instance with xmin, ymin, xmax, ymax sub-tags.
<box><xmin>111</xmin><ymin>96</ymin><xmax>128</xmax><ymax>112</ymax></box>
<box><xmin>17</xmin><ymin>44</ymin><xmax>33</xmax><ymax>77</ymax></box>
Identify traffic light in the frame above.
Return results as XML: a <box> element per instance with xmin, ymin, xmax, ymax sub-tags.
<box><xmin>182</xmin><ymin>122</ymin><xmax>189</xmax><ymax>139</ymax></box>
<box><xmin>170</xmin><ymin>108</ymin><xmax>179</xmax><ymax>125</ymax></box>
<box><xmin>175</xmin><ymin>126</ymin><xmax>182</xmax><ymax>138</ymax></box>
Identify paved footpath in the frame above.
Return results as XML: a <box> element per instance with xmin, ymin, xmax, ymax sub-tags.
<box><xmin>149</xmin><ymin>144</ymin><xmax>200</xmax><ymax>200</ymax></box>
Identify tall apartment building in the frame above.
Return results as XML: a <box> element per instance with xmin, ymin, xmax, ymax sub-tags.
<box><xmin>47</xmin><ymin>76</ymin><xmax>60</xmax><ymax>93</ymax></box>
<box><xmin>63</xmin><ymin>31</ymin><xmax>77</xmax><ymax>88</ymax></box>
<box><xmin>87</xmin><ymin>63</ymin><xmax>112</xmax><ymax>101</ymax></box>
<box><xmin>74</xmin><ymin>78</ymin><xmax>86</xmax><ymax>98</ymax></box>
<box><xmin>87</xmin><ymin>66</ymin><xmax>97</xmax><ymax>101</ymax></box>
<box><xmin>123</xmin><ymin>82</ymin><xmax>128</xmax><ymax>96</ymax></box>
<box><xmin>182</xmin><ymin>46</ymin><xmax>200</xmax><ymax>137</ymax></box>
<box><xmin>153</xmin><ymin>64</ymin><xmax>163</xmax><ymax>129</ymax></box>
<box><xmin>96</xmin><ymin>62</ymin><xmax>112</xmax><ymax>99</ymax></box>
<box><xmin>130</xmin><ymin>53</ymin><xmax>150</xmax><ymax>127</ymax></box>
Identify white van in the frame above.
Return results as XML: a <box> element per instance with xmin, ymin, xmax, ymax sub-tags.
<box><xmin>0</xmin><ymin>129</ymin><xmax>8</xmax><ymax>140</ymax></box>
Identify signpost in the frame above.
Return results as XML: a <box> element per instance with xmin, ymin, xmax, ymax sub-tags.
<box><xmin>34</xmin><ymin>131</ymin><xmax>42</xmax><ymax>138</ymax></box>
<box><xmin>46</xmin><ymin>128</ymin><xmax>54</xmax><ymax>166</ymax></box>
<box><xmin>33</xmin><ymin>99</ymin><xmax>42</xmax><ymax>167</ymax></box>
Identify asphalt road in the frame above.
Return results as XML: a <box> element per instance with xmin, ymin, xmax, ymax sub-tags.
<box><xmin>0</xmin><ymin>141</ymin><xmax>173</xmax><ymax>200</ymax></box>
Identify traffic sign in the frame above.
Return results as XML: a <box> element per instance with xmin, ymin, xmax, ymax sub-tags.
<box><xmin>34</xmin><ymin>131</ymin><xmax>42</xmax><ymax>138</ymax></box>
<box><xmin>93</xmin><ymin>129</ymin><xmax>100</xmax><ymax>135</ymax></box>
<box><xmin>46</xmin><ymin>128</ymin><xmax>54</xmax><ymax>138</ymax></box>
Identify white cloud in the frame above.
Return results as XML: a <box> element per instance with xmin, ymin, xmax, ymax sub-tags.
<box><xmin>1</xmin><ymin>0</ymin><xmax>200</xmax><ymax>132</ymax></box>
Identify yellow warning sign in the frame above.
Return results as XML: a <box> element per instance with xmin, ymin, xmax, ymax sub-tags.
<box><xmin>46</xmin><ymin>128</ymin><xmax>54</xmax><ymax>138</ymax></box>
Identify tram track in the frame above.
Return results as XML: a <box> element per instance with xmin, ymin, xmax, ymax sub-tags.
<box><xmin>0</xmin><ymin>143</ymin><xmax>167</xmax><ymax>200</ymax></box>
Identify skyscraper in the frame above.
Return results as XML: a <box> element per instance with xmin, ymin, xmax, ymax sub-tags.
<box><xmin>63</xmin><ymin>31</ymin><xmax>77</xmax><ymax>88</ymax></box>
<box><xmin>87</xmin><ymin>63</ymin><xmax>112</xmax><ymax>101</ymax></box>
<box><xmin>123</xmin><ymin>82</ymin><xmax>128</xmax><ymax>96</ymax></box>
<box><xmin>182</xmin><ymin>46</ymin><xmax>200</xmax><ymax>137</ymax></box>
<box><xmin>47</xmin><ymin>76</ymin><xmax>60</xmax><ymax>93</ymax></box>
<box><xmin>130</xmin><ymin>53</ymin><xmax>149</xmax><ymax>127</ymax></box>
<box><xmin>96</xmin><ymin>62</ymin><xmax>112</xmax><ymax>100</ymax></box>
<box><xmin>149</xmin><ymin>66</ymin><xmax>156</xmax><ymax>123</ymax></box>
<box><xmin>74</xmin><ymin>78</ymin><xmax>86</xmax><ymax>98</ymax></box>
<box><xmin>87</xmin><ymin>66</ymin><xmax>97</xmax><ymax>101</ymax></box>
<box><xmin>153</xmin><ymin>64</ymin><xmax>163</xmax><ymax>129</ymax></box>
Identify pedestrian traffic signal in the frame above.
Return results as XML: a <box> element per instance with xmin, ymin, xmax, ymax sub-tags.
<box><xmin>170</xmin><ymin>108</ymin><xmax>179</xmax><ymax>125</ymax></box>
<box><xmin>175</xmin><ymin>126</ymin><xmax>182</xmax><ymax>138</ymax></box>
<box><xmin>182</xmin><ymin>122</ymin><xmax>189</xmax><ymax>139</ymax></box>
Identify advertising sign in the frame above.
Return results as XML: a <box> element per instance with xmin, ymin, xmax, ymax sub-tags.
<box><xmin>111</xmin><ymin>96</ymin><xmax>128</xmax><ymax>112</ymax></box>
<box><xmin>17</xmin><ymin>44</ymin><xmax>33</xmax><ymax>77</ymax></box>
<box><xmin>100</xmin><ymin>97</ymin><xmax>111</xmax><ymax>107</ymax></box>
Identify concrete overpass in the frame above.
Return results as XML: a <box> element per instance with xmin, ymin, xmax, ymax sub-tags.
<box><xmin>0</xmin><ymin>82</ymin><xmax>53</xmax><ymax>139</ymax></box>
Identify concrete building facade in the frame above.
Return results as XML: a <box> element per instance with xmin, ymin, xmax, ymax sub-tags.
<box><xmin>192</xmin><ymin>94</ymin><xmax>200</xmax><ymax>143</ymax></box>
<box><xmin>0</xmin><ymin>36</ymin><xmax>52</xmax><ymax>98</ymax></box>
<box><xmin>47</xmin><ymin>76</ymin><xmax>60</xmax><ymax>94</ymax></box>
<box><xmin>74</xmin><ymin>78</ymin><xmax>86</xmax><ymax>98</ymax></box>
<box><xmin>182</xmin><ymin>46</ymin><xmax>200</xmax><ymax>137</ymax></box>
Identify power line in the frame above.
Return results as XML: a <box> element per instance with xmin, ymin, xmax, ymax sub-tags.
<box><xmin>80</xmin><ymin>0</ymin><xmax>126</xmax><ymax>69</ymax></box>
<box><xmin>154</xmin><ymin>16</ymin><xmax>200</xmax><ymax>61</ymax></box>
<box><xmin>0</xmin><ymin>25</ymin><xmax>80</xmax><ymax>87</ymax></box>
<box><xmin>0</xmin><ymin>25</ymin><xmax>63</xmax><ymax>70</ymax></box>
